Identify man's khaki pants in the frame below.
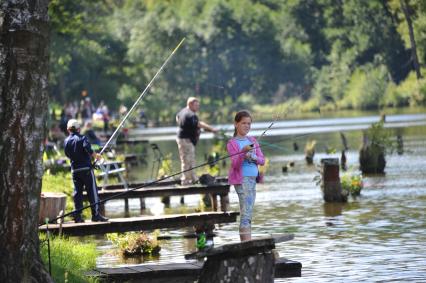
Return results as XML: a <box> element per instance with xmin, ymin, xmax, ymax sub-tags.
<box><xmin>176</xmin><ymin>138</ymin><xmax>197</xmax><ymax>185</ymax></box>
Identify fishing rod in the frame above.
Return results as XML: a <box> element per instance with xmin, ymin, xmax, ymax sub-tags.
<box><xmin>99</xmin><ymin>38</ymin><xmax>186</xmax><ymax>156</ymax></box>
<box><xmin>39</xmin><ymin>132</ymin><xmax>314</xmax><ymax>226</ymax></box>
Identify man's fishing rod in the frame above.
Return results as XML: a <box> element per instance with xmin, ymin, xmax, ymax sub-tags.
<box><xmin>39</xmin><ymin>132</ymin><xmax>314</xmax><ymax>226</ymax></box>
<box><xmin>99</xmin><ymin>38</ymin><xmax>186</xmax><ymax>156</ymax></box>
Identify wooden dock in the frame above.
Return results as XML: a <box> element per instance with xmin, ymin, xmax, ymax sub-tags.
<box><xmin>99</xmin><ymin>176</ymin><xmax>228</xmax><ymax>190</ymax></box>
<box><xmin>39</xmin><ymin>211</ymin><xmax>239</xmax><ymax>236</ymax></box>
<box><xmin>85</xmin><ymin>183</ymin><xmax>230</xmax><ymax>201</ymax></box>
<box><xmin>86</xmin><ymin>257</ymin><xmax>301</xmax><ymax>282</ymax></box>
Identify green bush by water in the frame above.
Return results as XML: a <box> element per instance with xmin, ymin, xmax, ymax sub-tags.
<box><xmin>341</xmin><ymin>173</ymin><xmax>363</xmax><ymax>196</ymax></box>
<box><xmin>40</xmin><ymin>235</ymin><xmax>98</xmax><ymax>283</ymax></box>
<box><xmin>107</xmin><ymin>232</ymin><xmax>161</xmax><ymax>257</ymax></box>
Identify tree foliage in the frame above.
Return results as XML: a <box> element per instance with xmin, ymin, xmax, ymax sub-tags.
<box><xmin>48</xmin><ymin>0</ymin><xmax>425</xmax><ymax>124</ymax></box>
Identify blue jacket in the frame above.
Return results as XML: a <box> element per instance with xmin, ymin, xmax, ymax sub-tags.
<box><xmin>64</xmin><ymin>133</ymin><xmax>94</xmax><ymax>170</ymax></box>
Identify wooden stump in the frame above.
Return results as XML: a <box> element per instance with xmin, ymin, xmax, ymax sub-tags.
<box><xmin>359</xmin><ymin>132</ymin><xmax>386</xmax><ymax>174</ymax></box>
<box><xmin>304</xmin><ymin>140</ymin><xmax>316</xmax><ymax>165</ymax></box>
<box><xmin>219</xmin><ymin>194</ymin><xmax>230</xmax><ymax>212</ymax></box>
<box><xmin>39</xmin><ymin>192</ymin><xmax>66</xmax><ymax>224</ymax></box>
<box><xmin>320</xmin><ymin>158</ymin><xmax>347</xmax><ymax>202</ymax></box>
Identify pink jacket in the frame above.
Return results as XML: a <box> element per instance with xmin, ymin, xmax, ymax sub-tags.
<box><xmin>227</xmin><ymin>136</ymin><xmax>265</xmax><ymax>185</ymax></box>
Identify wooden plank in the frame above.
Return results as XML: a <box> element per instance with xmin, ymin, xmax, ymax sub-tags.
<box><xmin>185</xmin><ymin>234</ymin><xmax>294</xmax><ymax>260</ymax></box>
<box><xmin>84</xmin><ymin>184</ymin><xmax>230</xmax><ymax>201</ymax></box>
<box><xmin>275</xmin><ymin>258</ymin><xmax>302</xmax><ymax>278</ymax></box>
<box><xmin>100</xmin><ymin>180</ymin><xmax>178</xmax><ymax>190</ymax></box>
<box><xmin>100</xmin><ymin>177</ymin><xmax>228</xmax><ymax>190</ymax></box>
<box><xmin>85</xmin><ymin>257</ymin><xmax>301</xmax><ymax>281</ymax></box>
<box><xmin>95</xmin><ymin>267</ymin><xmax>139</xmax><ymax>275</ymax></box>
<box><xmin>39</xmin><ymin>211</ymin><xmax>239</xmax><ymax>236</ymax></box>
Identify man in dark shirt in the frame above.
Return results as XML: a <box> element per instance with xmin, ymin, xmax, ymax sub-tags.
<box><xmin>176</xmin><ymin>97</ymin><xmax>218</xmax><ymax>185</ymax></box>
<box><xmin>64</xmin><ymin>119</ymin><xmax>108</xmax><ymax>223</ymax></box>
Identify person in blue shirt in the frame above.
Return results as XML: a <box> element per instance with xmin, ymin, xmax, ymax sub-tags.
<box><xmin>64</xmin><ymin>119</ymin><xmax>108</xmax><ymax>223</ymax></box>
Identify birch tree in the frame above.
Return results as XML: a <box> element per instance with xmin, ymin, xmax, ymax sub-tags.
<box><xmin>0</xmin><ymin>0</ymin><xmax>53</xmax><ymax>281</ymax></box>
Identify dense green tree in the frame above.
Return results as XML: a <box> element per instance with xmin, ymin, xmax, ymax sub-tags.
<box><xmin>47</xmin><ymin>0</ymin><xmax>423</xmax><ymax>124</ymax></box>
<box><xmin>49</xmin><ymin>0</ymin><xmax>128</xmax><ymax>107</ymax></box>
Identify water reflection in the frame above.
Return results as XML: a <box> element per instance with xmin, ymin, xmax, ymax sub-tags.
<box><xmin>322</xmin><ymin>202</ymin><xmax>344</xmax><ymax>217</ymax></box>
<box><xmin>95</xmin><ymin>127</ymin><xmax>426</xmax><ymax>282</ymax></box>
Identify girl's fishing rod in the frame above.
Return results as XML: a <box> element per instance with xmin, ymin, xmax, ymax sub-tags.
<box><xmin>39</xmin><ymin>132</ymin><xmax>314</xmax><ymax>226</ymax></box>
<box><xmin>99</xmin><ymin>38</ymin><xmax>186</xmax><ymax>156</ymax></box>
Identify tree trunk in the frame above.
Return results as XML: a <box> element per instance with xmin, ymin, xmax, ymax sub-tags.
<box><xmin>0</xmin><ymin>1</ymin><xmax>53</xmax><ymax>282</ymax></box>
<box><xmin>400</xmin><ymin>0</ymin><xmax>423</xmax><ymax>79</ymax></box>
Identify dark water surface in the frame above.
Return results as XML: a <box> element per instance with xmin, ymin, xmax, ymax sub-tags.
<box><xmin>95</xmin><ymin>118</ymin><xmax>426</xmax><ymax>282</ymax></box>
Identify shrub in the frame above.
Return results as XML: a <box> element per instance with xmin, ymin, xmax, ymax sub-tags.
<box><xmin>342</xmin><ymin>64</ymin><xmax>389</xmax><ymax>110</ymax></box>
<box><xmin>107</xmin><ymin>232</ymin><xmax>161</xmax><ymax>257</ymax></box>
<box><xmin>341</xmin><ymin>173</ymin><xmax>363</xmax><ymax>196</ymax></box>
<box><xmin>385</xmin><ymin>71</ymin><xmax>426</xmax><ymax>107</ymax></box>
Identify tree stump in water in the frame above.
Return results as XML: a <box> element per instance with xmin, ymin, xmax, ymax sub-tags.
<box><xmin>39</xmin><ymin>192</ymin><xmax>67</xmax><ymax>224</ymax></box>
<box><xmin>321</xmin><ymin>158</ymin><xmax>347</xmax><ymax>202</ymax></box>
<box><xmin>304</xmin><ymin>140</ymin><xmax>316</xmax><ymax>165</ymax></box>
<box><xmin>359</xmin><ymin>133</ymin><xmax>386</xmax><ymax>174</ymax></box>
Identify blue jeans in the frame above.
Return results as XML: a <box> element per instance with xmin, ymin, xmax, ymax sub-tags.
<box><xmin>234</xmin><ymin>176</ymin><xmax>257</xmax><ymax>230</ymax></box>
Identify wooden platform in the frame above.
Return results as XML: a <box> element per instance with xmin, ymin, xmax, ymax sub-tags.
<box><xmin>84</xmin><ymin>183</ymin><xmax>230</xmax><ymax>201</ymax></box>
<box><xmin>100</xmin><ymin>176</ymin><xmax>228</xmax><ymax>190</ymax></box>
<box><xmin>39</xmin><ymin>211</ymin><xmax>239</xmax><ymax>236</ymax></box>
<box><xmin>86</xmin><ymin>257</ymin><xmax>301</xmax><ymax>282</ymax></box>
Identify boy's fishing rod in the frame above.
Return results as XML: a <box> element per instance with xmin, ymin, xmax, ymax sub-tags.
<box><xmin>99</xmin><ymin>38</ymin><xmax>186</xmax><ymax>156</ymax></box>
<box><xmin>39</xmin><ymin>132</ymin><xmax>314</xmax><ymax>226</ymax></box>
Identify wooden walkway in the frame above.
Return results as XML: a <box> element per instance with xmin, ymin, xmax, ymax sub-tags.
<box><xmin>86</xmin><ymin>257</ymin><xmax>301</xmax><ymax>282</ymax></box>
<box><xmin>39</xmin><ymin>211</ymin><xmax>239</xmax><ymax>236</ymax></box>
<box><xmin>84</xmin><ymin>183</ymin><xmax>230</xmax><ymax>201</ymax></box>
<box><xmin>100</xmin><ymin>176</ymin><xmax>228</xmax><ymax>190</ymax></box>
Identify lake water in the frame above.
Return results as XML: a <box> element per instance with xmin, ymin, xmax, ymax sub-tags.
<box><xmin>95</xmin><ymin>113</ymin><xmax>426</xmax><ymax>282</ymax></box>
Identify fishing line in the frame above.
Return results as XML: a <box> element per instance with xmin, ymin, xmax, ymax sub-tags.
<box><xmin>98</xmin><ymin>38</ymin><xmax>186</xmax><ymax>156</ymax></box>
<box><xmin>38</xmin><ymin>132</ymin><xmax>314</xmax><ymax>226</ymax></box>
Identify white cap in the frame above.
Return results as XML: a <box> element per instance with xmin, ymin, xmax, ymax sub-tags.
<box><xmin>187</xmin><ymin>96</ymin><xmax>199</xmax><ymax>106</ymax></box>
<box><xmin>67</xmin><ymin>119</ymin><xmax>81</xmax><ymax>130</ymax></box>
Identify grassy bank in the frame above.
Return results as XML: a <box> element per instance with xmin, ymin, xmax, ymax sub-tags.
<box><xmin>40</xmin><ymin>235</ymin><xmax>98</xmax><ymax>283</ymax></box>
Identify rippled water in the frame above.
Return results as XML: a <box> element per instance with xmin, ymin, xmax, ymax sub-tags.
<box><xmin>95</xmin><ymin>125</ymin><xmax>426</xmax><ymax>282</ymax></box>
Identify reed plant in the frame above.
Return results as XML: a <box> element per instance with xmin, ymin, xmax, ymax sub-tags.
<box><xmin>39</xmin><ymin>234</ymin><xmax>98</xmax><ymax>283</ymax></box>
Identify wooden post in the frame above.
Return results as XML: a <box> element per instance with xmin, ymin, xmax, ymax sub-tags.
<box><xmin>39</xmin><ymin>192</ymin><xmax>67</xmax><ymax>224</ymax></box>
<box><xmin>140</xmin><ymin>197</ymin><xmax>146</xmax><ymax>211</ymax></box>
<box><xmin>210</xmin><ymin>194</ymin><xmax>218</xmax><ymax>211</ymax></box>
<box><xmin>99</xmin><ymin>202</ymin><xmax>106</xmax><ymax>216</ymax></box>
<box><xmin>124</xmin><ymin>198</ymin><xmax>130</xmax><ymax>217</ymax></box>
<box><xmin>161</xmin><ymin>196</ymin><xmax>171</xmax><ymax>207</ymax></box>
<box><xmin>304</xmin><ymin>140</ymin><xmax>316</xmax><ymax>165</ymax></box>
<box><xmin>320</xmin><ymin>158</ymin><xmax>347</xmax><ymax>202</ymax></box>
<box><xmin>58</xmin><ymin>210</ymin><xmax>64</xmax><ymax>236</ymax></box>
<box><xmin>219</xmin><ymin>193</ymin><xmax>230</xmax><ymax>212</ymax></box>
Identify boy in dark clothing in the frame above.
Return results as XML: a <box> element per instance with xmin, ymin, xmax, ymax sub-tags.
<box><xmin>64</xmin><ymin>119</ymin><xmax>108</xmax><ymax>223</ymax></box>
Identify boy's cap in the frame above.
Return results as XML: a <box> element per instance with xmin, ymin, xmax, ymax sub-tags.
<box><xmin>67</xmin><ymin>119</ymin><xmax>81</xmax><ymax>130</ymax></box>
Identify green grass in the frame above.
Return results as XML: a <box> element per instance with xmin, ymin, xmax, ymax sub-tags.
<box><xmin>40</xmin><ymin>235</ymin><xmax>99</xmax><ymax>283</ymax></box>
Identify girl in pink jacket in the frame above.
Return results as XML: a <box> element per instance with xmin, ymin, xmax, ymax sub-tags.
<box><xmin>227</xmin><ymin>110</ymin><xmax>265</xmax><ymax>241</ymax></box>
